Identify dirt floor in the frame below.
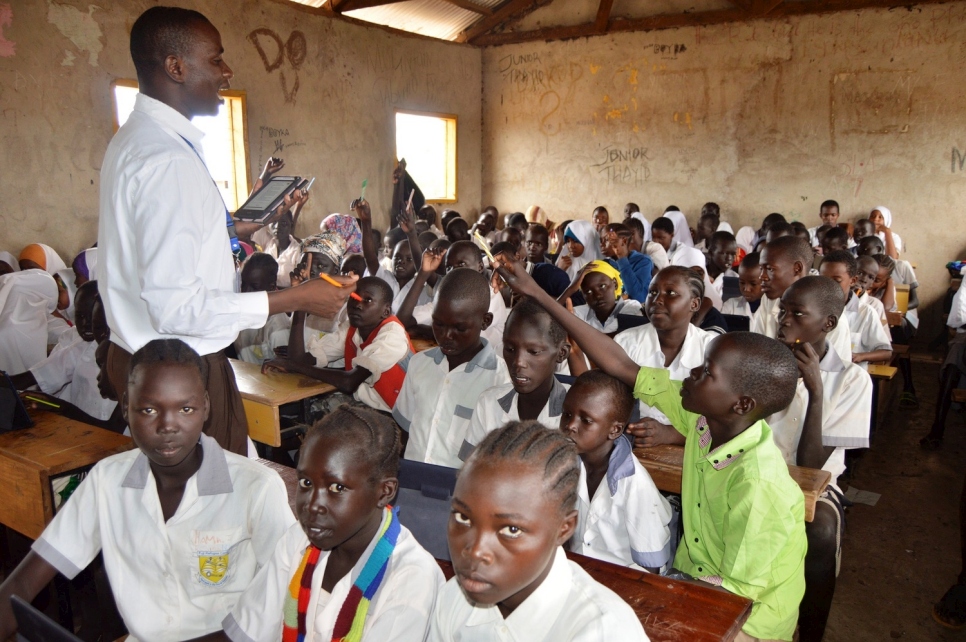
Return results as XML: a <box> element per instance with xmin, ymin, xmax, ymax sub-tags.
<box><xmin>825</xmin><ymin>353</ymin><xmax>966</xmax><ymax>642</ymax></box>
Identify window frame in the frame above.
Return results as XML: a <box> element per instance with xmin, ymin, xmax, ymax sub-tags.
<box><xmin>394</xmin><ymin>108</ymin><xmax>458</xmax><ymax>204</ymax></box>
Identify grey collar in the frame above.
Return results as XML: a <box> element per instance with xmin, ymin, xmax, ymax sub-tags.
<box><xmin>121</xmin><ymin>433</ymin><xmax>234</xmax><ymax>496</ymax></box>
<box><xmin>497</xmin><ymin>377</ymin><xmax>568</xmax><ymax>417</ymax></box>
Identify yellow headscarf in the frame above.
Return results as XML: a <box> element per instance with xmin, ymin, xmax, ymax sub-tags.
<box><xmin>586</xmin><ymin>260</ymin><xmax>623</xmax><ymax>299</ymax></box>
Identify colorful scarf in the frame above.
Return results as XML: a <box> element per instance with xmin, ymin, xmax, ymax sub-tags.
<box><xmin>282</xmin><ymin>507</ymin><xmax>401</xmax><ymax>642</ymax></box>
<box><xmin>320</xmin><ymin>214</ymin><xmax>363</xmax><ymax>255</ymax></box>
<box><xmin>586</xmin><ymin>260</ymin><xmax>624</xmax><ymax>299</ymax></box>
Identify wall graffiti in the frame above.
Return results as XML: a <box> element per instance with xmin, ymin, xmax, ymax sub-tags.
<box><xmin>248</xmin><ymin>28</ymin><xmax>307</xmax><ymax>104</ymax></box>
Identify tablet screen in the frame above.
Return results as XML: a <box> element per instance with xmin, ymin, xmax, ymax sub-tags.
<box><xmin>243</xmin><ymin>178</ymin><xmax>295</xmax><ymax>211</ymax></box>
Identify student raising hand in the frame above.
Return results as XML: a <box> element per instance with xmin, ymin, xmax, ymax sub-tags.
<box><xmin>420</xmin><ymin>246</ymin><xmax>446</xmax><ymax>275</ymax></box>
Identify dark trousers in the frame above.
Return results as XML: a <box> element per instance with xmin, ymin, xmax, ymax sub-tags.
<box><xmin>107</xmin><ymin>343</ymin><xmax>250</xmax><ymax>456</ymax></box>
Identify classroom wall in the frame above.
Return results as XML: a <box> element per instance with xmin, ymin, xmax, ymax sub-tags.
<box><xmin>481</xmin><ymin>4</ymin><xmax>966</xmax><ymax>335</ymax></box>
<box><xmin>0</xmin><ymin>0</ymin><xmax>481</xmax><ymax>256</ymax></box>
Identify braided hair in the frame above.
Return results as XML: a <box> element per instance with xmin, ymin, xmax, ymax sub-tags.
<box><xmin>465</xmin><ymin>421</ymin><xmax>580</xmax><ymax>515</ymax></box>
<box><xmin>306</xmin><ymin>403</ymin><xmax>402</xmax><ymax>482</ymax></box>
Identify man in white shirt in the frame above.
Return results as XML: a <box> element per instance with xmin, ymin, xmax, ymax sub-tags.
<box><xmin>99</xmin><ymin>7</ymin><xmax>354</xmax><ymax>454</ymax></box>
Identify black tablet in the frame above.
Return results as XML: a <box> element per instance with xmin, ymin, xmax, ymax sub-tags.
<box><xmin>233</xmin><ymin>176</ymin><xmax>306</xmax><ymax>223</ymax></box>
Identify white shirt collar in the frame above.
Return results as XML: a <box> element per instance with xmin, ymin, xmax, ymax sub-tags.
<box><xmin>132</xmin><ymin>93</ymin><xmax>205</xmax><ymax>150</ymax></box>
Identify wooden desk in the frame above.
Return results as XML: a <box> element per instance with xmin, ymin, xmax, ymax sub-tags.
<box><xmin>230</xmin><ymin>359</ymin><xmax>335</xmax><ymax>447</ymax></box>
<box><xmin>260</xmin><ymin>459</ymin><xmax>752</xmax><ymax>642</ymax></box>
<box><xmin>868</xmin><ymin>364</ymin><xmax>898</xmax><ymax>380</ymax></box>
<box><xmin>0</xmin><ymin>411</ymin><xmax>132</xmax><ymax>539</ymax></box>
<box><xmin>636</xmin><ymin>445</ymin><xmax>830</xmax><ymax>522</ymax></box>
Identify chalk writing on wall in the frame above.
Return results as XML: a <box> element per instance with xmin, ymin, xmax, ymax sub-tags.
<box><xmin>248</xmin><ymin>28</ymin><xmax>307</xmax><ymax>104</ymax></box>
<box><xmin>591</xmin><ymin>146</ymin><xmax>652</xmax><ymax>186</ymax></box>
<box><xmin>952</xmin><ymin>147</ymin><xmax>966</xmax><ymax>173</ymax></box>
<box><xmin>830</xmin><ymin>70</ymin><xmax>914</xmax><ymax>148</ymax></box>
<box><xmin>0</xmin><ymin>4</ymin><xmax>14</xmax><ymax>57</ymax></box>
<box><xmin>257</xmin><ymin>125</ymin><xmax>305</xmax><ymax>163</ymax></box>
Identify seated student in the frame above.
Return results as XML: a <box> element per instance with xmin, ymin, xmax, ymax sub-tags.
<box><xmin>470</xmin><ymin>207</ymin><xmax>499</xmax><ymax>245</ymax></box>
<box><xmin>445</xmin><ymin>217</ymin><xmax>471</xmax><ymax>243</ymax></box>
<box><xmin>71</xmin><ymin>247</ymin><xmax>98</xmax><ymax>287</ymax></box>
<box><xmin>6</xmin><ymin>281</ymin><xmax>118</xmax><ymax>426</ymax></box>
<box><xmin>417</xmin><ymin>203</ymin><xmax>445</xmax><ymax>238</ymax></box>
<box><xmin>548</xmin><ymin>218</ymin><xmax>572</xmax><ymax>262</ymax></box>
<box><xmin>707</xmin><ymin>231</ymin><xmax>739</xmax><ymax>300</ymax></box>
<box><xmin>0</xmin><ymin>268</ymin><xmax>59</xmax><ymax>373</ymax></box>
<box><xmin>264</xmin><ymin>277</ymin><xmax>412</xmax><ymax>415</ymax></box>
<box><xmin>869</xmin><ymin>205</ymin><xmax>901</xmax><ymax>258</ymax></box>
<box><xmin>790</xmin><ymin>221</ymin><xmax>811</xmax><ymax>244</ymax></box>
<box><xmin>357</xmin><ymin>199</ymin><xmax>430</xmax><ymax>314</ymax></box>
<box><xmin>461</xmin><ymin>299</ymin><xmax>571</xmax><ymax>459</ymax></box>
<box><xmin>867</xmin><ymin>253</ymin><xmax>897</xmax><ymax>315</ymax></box>
<box><xmin>866</xmin><ymin>250</ymin><xmax>920</xmax><ymax>407</ymax></box>
<box><xmin>820</xmin><ymin>226</ymin><xmax>851</xmax><ymax>257</ymax></box>
<box><xmin>650</xmin><ymin>216</ymin><xmax>705</xmax><ymax>270</ymax></box>
<box><xmin>600</xmin><ymin>223</ymin><xmax>653</xmax><ymax>302</ymax></box>
<box><xmin>490</xmin><ymin>256</ymin><xmax>806</xmax><ymax>642</ymax></box>
<box><xmin>855</xmin><ymin>255</ymin><xmax>888</xmax><ymax>324</ymax></box>
<box><xmin>430</xmin><ymin>421</ymin><xmax>649</xmax><ymax>641</ymax></box>
<box><xmin>48</xmin><ymin>269</ymin><xmax>78</xmax><ymax>345</ymax></box>
<box><xmin>341</xmin><ymin>252</ymin><xmax>368</xmax><ymax>278</ymax></box>
<box><xmin>0</xmin><ymin>339</ymin><xmax>295</xmax><ymax>641</ymax></box>
<box><xmin>592</xmin><ymin>206</ymin><xmax>609</xmax><ymax>233</ymax></box>
<box><xmin>417</xmin><ymin>229</ymin><xmax>438</xmax><ymax>252</ymax></box>
<box><xmin>755</xmin><ymin>236</ymin><xmax>852</xmax><ymax>362</ymax></box>
<box><xmin>505</xmin><ymin>211</ymin><xmax>529</xmax><ymax>234</ymax></box>
<box><xmin>289</xmin><ymin>232</ymin><xmax>349</xmax><ymax>340</ymax></box>
<box><xmin>233</xmin><ymin>253</ymin><xmax>291</xmax><ymax>364</ymax></box>
<box><xmin>749</xmin><ymin>212</ymin><xmax>789</xmax><ymax>253</ymax></box>
<box><xmin>398</xmin><ymin>241</ymin><xmax>508</xmax><ymax>354</ymax></box>
<box><xmin>525</xmin><ymin>223</ymin><xmax>550</xmax><ymax>263</ymax></box>
<box><xmin>562</xmin><ymin>371</ymin><xmax>673</xmax><ymax>573</ymax></box>
<box><xmin>219</xmin><ymin>405</ymin><xmax>444</xmax><ymax>642</ymax></box>
<box><xmin>615</xmin><ymin>267</ymin><xmax>715</xmax><ymax>448</ymax></box>
<box><xmin>18</xmin><ymin>243</ymin><xmax>66</xmax><ymax>274</ymax></box>
<box><xmin>624</xmin><ymin>216</ymin><xmax>670</xmax><ymax>272</ymax></box>
<box><xmin>395</xmin><ymin>269</ymin><xmax>509</xmax><ymax>468</ymax></box>
<box><xmin>722</xmin><ymin>252</ymin><xmax>763</xmax><ymax>320</ymax></box>
<box><xmin>819</xmin><ymin>251</ymin><xmax>892</xmax><ymax>369</ymax></box>
<box><xmin>694</xmin><ymin>207</ymin><xmax>733</xmax><ymax>253</ymax></box>
<box><xmin>764</xmin><ymin>221</ymin><xmax>795</xmax><ymax>244</ymax></box>
<box><xmin>493</xmin><ymin>240</ymin><xmax>571</xmax><ymax>301</ymax></box>
<box><xmin>852</xmin><ymin>218</ymin><xmax>875</xmax><ymax>247</ymax></box>
<box><xmin>557</xmin><ymin>220</ymin><xmax>603</xmax><ymax>280</ymax></box>
<box><xmin>379</xmin><ymin>227</ymin><xmax>407</xmax><ymax>273</ymax></box>
<box><xmin>765</xmin><ymin>276</ymin><xmax>872</xmax><ymax>642</ymax></box>
<box><xmin>807</xmin><ymin>200</ymin><xmax>841</xmax><ymax>248</ymax></box>
<box><xmin>253</xmin><ymin>210</ymin><xmax>301</xmax><ymax>288</ymax></box>
<box><xmin>561</xmin><ymin>261</ymin><xmax>643</xmax><ymax>335</ymax></box>
<box><xmin>813</xmin><ymin>224</ymin><xmax>833</xmax><ymax>254</ymax></box>
<box><xmin>0</xmin><ymin>251</ymin><xmax>18</xmax><ymax>275</ymax></box>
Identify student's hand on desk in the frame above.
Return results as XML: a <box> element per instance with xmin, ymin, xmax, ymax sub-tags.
<box><xmin>420</xmin><ymin>247</ymin><xmax>445</xmax><ymax>274</ymax></box>
<box><xmin>351</xmin><ymin>198</ymin><xmax>371</xmax><ymax>225</ymax></box>
<box><xmin>627</xmin><ymin>418</ymin><xmax>681</xmax><ymax>448</ymax></box>
<box><xmin>794</xmin><ymin>342</ymin><xmax>823</xmax><ymax>395</ymax></box>
<box><xmin>262</xmin><ymin>358</ymin><xmax>293</xmax><ymax>374</ymax></box>
<box><xmin>493</xmin><ymin>253</ymin><xmax>541</xmax><ymax>299</ymax></box>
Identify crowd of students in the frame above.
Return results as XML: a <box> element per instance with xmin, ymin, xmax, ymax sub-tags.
<box><xmin>2</xmin><ymin>190</ymin><xmax>949</xmax><ymax>642</ymax></box>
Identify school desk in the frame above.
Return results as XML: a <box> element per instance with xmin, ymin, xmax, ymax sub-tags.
<box><xmin>0</xmin><ymin>411</ymin><xmax>132</xmax><ymax>540</ymax></box>
<box><xmin>635</xmin><ymin>444</ymin><xmax>830</xmax><ymax>522</ymax></box>
<box><xmin>230</xmin><ymin>358</ymin><xmax>335</xmax><ymax>447</ymax></box>
<box><xmin>259</xmin><ymin>459</ymin><xmax>753</xmax><ymax>642</ymax></box>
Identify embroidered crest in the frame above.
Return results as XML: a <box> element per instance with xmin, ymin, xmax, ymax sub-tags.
<box><xmin>198</xmin><ymin>554</ymin><xmax>229</xmax><ymax>585</ymax></box>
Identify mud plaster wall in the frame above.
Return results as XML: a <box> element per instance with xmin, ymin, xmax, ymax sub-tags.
<box><xmin>481</xmin><ymin>4</ymin><xmax>966</xmax><ymax>336</ymax></box>
<box><xmin>0</xmin><ymin>0</ymin><xmax>481</xmax><ymax>255</ymax></box>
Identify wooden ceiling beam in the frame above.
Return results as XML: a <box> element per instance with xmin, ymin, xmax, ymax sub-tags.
<box><xmin>440</xmin><ymin>0</ymin><xmax>494</xmax><ymax>16</ymax></box>
<box><xmin>595</xmin><ymin>0</ymin><xmax>615</xmax><ymax>31</ymax></box>
<box><xmin>329</xmin><ymin>0</ymin><xmax>408</xmax><ymax>12</ymax></box>
<box><xmin>456</xmin><ymin>0</ymin><xmax>541</xmax><ymax>43</ymax></box>
<box><xmin>473</xmin><ymin>0</ymin><xmax>951</xmax><ymax>46</ymax></box>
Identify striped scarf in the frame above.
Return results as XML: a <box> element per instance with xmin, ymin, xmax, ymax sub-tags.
<box><xmin>282</xmin><ymin>507</ymin><xmax>401</xmax><ymax>642</ymax></box>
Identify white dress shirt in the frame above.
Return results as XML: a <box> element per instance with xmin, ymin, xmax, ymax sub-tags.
<box><xmin>32</xmin><ymin>434</ymin><xmax>295</xmax><ymax>642</ymax></box>
<box><xmin>765</xmin><ymin>346</ymin><xmax>872</xmax><ymax>487</ymax></box>
<box><xmin>413</xmin><ymin>288</ymin><xmax>508</xmax><ymax>355</ymax></box>
<box><xmin>224</xmin><ymin>514</ymin><xmax>443</xmax><ymax>642</ymax></box>
<box><xmin>572</xmin><ymin>299</ymin><xmax>643</xmax><ymax>334</ymax></box>
<box><xmin>0</xmin><ymin>270</ymin><xmax>58</xmax><ymax>373</ymax></box>
<box><xmin>428</xmin><ymin>547</ymin><xmax>649</xmax><ymax>642</ymax></box>
<box><xmin>98</xmin><ymin>94</ymin><xmax>269</xmax><ymax>355</ymax></box>
<box><xmin>948</xmin><ymin>271</ymin><xmax>966</xmax><ymax>331</ymax></box>
<box><xmin>571</xmin><ymin>436</ymin><xmax>672</xmax><ymax>571</ymax></box>
<box><xmin>374</xmin><ymin>265</ymin><xmax>432</xmax><ymax>314</ymax></box>
<box><xmin>752</xmin><ymin>294</ymin><xmax>853</xmax><ymax>361</ymax></box>
<box><xmin>234</xmin><ymin>313</ymin><xmax>292</xmax><ymax>365</ymax></box>
<box><xmin>30</xmin><ymin>335</ymin><xmax>117</xmax><ymax>420</ymax></box>
<box><xmin>843</xmin><ymin>293</ymin><xmax>893</xmax><ymax>370</ymax></box>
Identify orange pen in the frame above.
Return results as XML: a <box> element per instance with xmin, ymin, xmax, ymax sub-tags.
<box><xmin>319</xmin><ymin>272</ymin><xmax>362</xmax><ymax>301</ymax></box>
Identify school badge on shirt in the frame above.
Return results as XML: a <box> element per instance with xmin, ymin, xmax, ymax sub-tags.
<box><xmin>198</xmin><ymin>554</ymin><xmax>229</xmax><ymax>585</ymax></box>
<box><xmin>192</xmin><ymin>529</ymin><xmax>240</xmax><ymax>586</ymax></box>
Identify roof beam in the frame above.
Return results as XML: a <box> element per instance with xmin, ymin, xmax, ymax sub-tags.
<box><xmin>456</xmin><ymin>0</ymin><xmax>541</xmax><ymax>43</ymax></box>
<box><xmin>329</xmin><ymin>0</ymin><xmax>408</xmax><ymax>12</ymax></box>
<box><xmin>595</xmin><ymin>0</ymin><xmax>615</xmax><ymax>31</ymax></box>
<box><xmin>440</xmin><ymin>0</ymin><xmax>494</xmax><ymax>15</ymax></box>
<box><xmin>473</xmin><ymin>0</ymin><xmax>950</xmax><ymax>46</ymax></box>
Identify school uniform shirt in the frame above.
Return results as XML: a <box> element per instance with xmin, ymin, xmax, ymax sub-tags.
<box><xmin>260</xmin><ymin>234</ymin><xmax>302</xmax><ymax>289</ymax></box>
<box><xmin>643</xmin><ymin>241</ymin><xmax>669</xmax><ymax>271</ymax></box>
<box><xmin>31</xmin><ymin>434</ymin><xmax>295</xmax><ymax>642</ymax></box>
<box><xmin>666</xmin><ymin>242</ymin><xmax>706</xmax><ymax>270</ymax></box>
<box><xmin>396</xmin><ymin>340</ymin><xmax>510</xmax><ymax>468</ymax></box>
<box><xmin>859</xmin><ymin>291</ymin><xmax>887</xmax><ymax>325</ymax></box>
<box><xmin>573</xmin><ymin>299</ymin><xmax>643</xmax><ymax>334</ymax></box>
<box><xmin>375</xmin><ymin>265</ymin><xmax>432</xmax><ymax>314</ymax></box>
<box><xmin>303</xmin><ymin>307</ymin><xmax>348</xmax><ymax>351</ymax></box>
<box><xmin>413</xmin><ymin>288</ymin><xmax>509</xmax><ymax>355</ymax></box>
<box><xmin>892</xmin><ymin>259</ymin><xmax>919</xmax><ymax>328</ymax></box>
<box><xmin>0</xmin><ymin>269</ymin><xmax>59</xmax><ymax>373</ymax></box>
<box><xmin>843</xmin><ymin>293</ymin><xmax>892</xmax><ymax>371</ymax></box>
<box><xmin>224</xmin><ymin>514</ymin><xmax>444</xmax><ymax>642</ymax></box>
<box><xmin>306</xmin><ymin>316</ymin><xmax>411</xmax><ymax>413</ymax></box>
<box><xmin>460</xmin><ymin>378</ymin><xmax>570</xmax><ymax>461</ymax></box>
<box><xmin>633</xmin><ymin>367</ymin><xmax>806</xmax><ymax>642</ymax></box>
<box><xmin>571</xmin><ymin>435</ymin><xmax>673</xmax><ymax>571</ymax></box>
<box><xmin>234</xmin><ymin>312</ymin><xmax>292</xmax><ymax>365</ymax></box>
<box><xmin>720</xmin><ymin>296</ymin><xmax>758</xmax><ymax>319</ymax></box>
<box><xmin>752</xmin><ymin>294</ymin><xmax>853</xmax><ymax>361</ymax></box>
<box><xmin>30</xmin><ymin>335</ymin><xmax>117</xmax><ymax>421</ymax></box>
<box><xmin>616</xmin><ymin>323</ymin><xmax>714</xmax><ymax>426</ymax></box>
<box><xmin>428</xmin><ymin>546</ymin><xmax>649</xmax><ymax>642</ymax></box>
<box><xmin>98</xmin><ymin>93</ymin><xmax>269</xmax><ymax>356</ymax></box>
<box><xmin>948</xmin><ymin>272</ymin><xmax>966</xmax><ymax>331</ymax></box>
<box><xmin>765</xmin><ymin>346</ymin><xmax>871</xmax><ymax>488</ymax></box>
<box><xmin>734</xmin><ymin>226</ymin><xmax>758</xmax><ymax>253</ymax></box>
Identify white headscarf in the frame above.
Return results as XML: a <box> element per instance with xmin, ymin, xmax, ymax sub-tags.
<box><xmin>18</xmin><ymin>243</ymin><xmax>67</xmax><ymax>275</ymax></box>
<box><xmin>663</xmin><ymin>210</ymin><xmax>695</xmax><ymax>247</ymax></box>
<box><xmin>562</xmin><ymin>220</ymin><xmax>603</xmax><ymax>279</ymax></box>
<box><xmin>55</xmin><ymin>268</ymin><xmax>78</xmax><ymax>322</ymax></box>
<box><xmin>871</xmin><ymin>206</ymin><xmax>902</xmax><ymax>252</ymax></box>
<box><xmin>631</xmin><ymin>212</ymin><xmax>651</xmax><ymax>242</ymax></box>
<box><xmin>0</xmin><ymin>251</ymin><xmax>19</xmax><ymax>272</ymax></box>
<box><xmin>0</xmin><ymin>270</ymin><xmax>59</xmax><ymax>372</ymax></box>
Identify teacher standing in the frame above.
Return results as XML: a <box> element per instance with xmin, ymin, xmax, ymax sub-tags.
<box><xmin>99</xmin><ymin>6</ymin><xmax>355</xmax><ymax>454</ymax></box>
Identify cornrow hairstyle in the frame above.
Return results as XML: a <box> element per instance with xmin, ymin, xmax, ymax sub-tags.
<box><xmin>605</xmin><ymin>222</ymin><xmax>632</xmax><ymax>240</ymax></box>
<box><xmin>130</xmin><ymin>6</ymin><xmax>210</xmax><ymax>79</ymax></box>
<box><xmin>656</xmin><ymin>265</ymin><xmax>705</xmax><ymax>300</ymax></box>
<box><xmin>651</xmin><ymin>216</ymin><xmax>675</xmax><ymax>235</ymax></box>
<box><xmin>465</xmin><ymin>420</ymin><xmax>580</xmax><ymax>515</ymax></box>
<box><xmin>306</xmin><ymin>403</ymin><xmax>402</xmax><ymax>483</ymax></box>
<box><xmin>507</xmin><ymin>297</ymin><xmax>567</xmax><ymax>346</ymax></box>
<box><xmin>874</xmin><ymin>254</ymin><xmax>896</xmax><ymax>273</ymax></box>
<box><xmin>764</xmin><ymin>236</ymin><xmax>814</xmax><ymax>268</ymax></box>
<box><xmin>434</xmin><ymin>268</ymin><xmax>490</xmax><ymax>315</ymax></box>
<box><xmin>709</xmin><ymin>231</ymin><xmax>736</xmax><ymax>251</ymax></box>
<box><xmin>701</xmin><ymin>202</ymin><xmax>721</xmax><ymax>218</ymax></box>
<box><xmin>822</xmin><ymin>226</ymin><xmax>849</xmax><ymax>246</ymax></box>
<box><xmin>786</xmin><ymin>276</ymin><xmax>846</xmax><ymax>320</ymax></box>
<box><xmin>820</xmin><ymin>199</ymin><xmax>840</xmax><ymax>211</ymax></box>
<box><xmin>740</xmin><ymin>251</ymin><xmax>760</xmax><ymax>269</ymax></box>
<box><xmin>571</xmin><ymin>371</ymin><xmax>634</xmax><ymax>424</ymax></box>
<box><xmin>821</xmin><ymin>250</ymin><xmax>858</xmax><ymax>277</ymax></box>
<box><xmin>356</xmin><ymin>276</ymin><xmax>393</xmax><ymax>306</ymax></box>
<box><xmin>718</xmin><ymin>333</ymin><xmax>799</xmax><ymax>418</ymax></box>
<box><xmin>128</xmin><ymin>338</ymin><xmax>207</xmax><ymax>384</ymax></box>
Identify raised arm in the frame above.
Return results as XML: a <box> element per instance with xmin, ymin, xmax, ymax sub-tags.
<box><xmin>494</xmin><ymin>255</ymin><xmax>640</xmax><ymax>388</ymax></box>
<box><xmin>355</xmin><ymin>198</ymin><xmax>380</xmax><ymax>276</ymax></box>
<box><xmin>397</xmin><ymin>248</ymin><xmax>444</xmax><ymax>330</ymax></box>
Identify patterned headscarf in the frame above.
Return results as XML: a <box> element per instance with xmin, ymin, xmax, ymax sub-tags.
<box><xmin>320</xmin><ymin>214</ymin><xmax>363</xmax><ymax>254</ymax></box>
<box><xmin>301</xmin><ymin>233</ymin><xmax>346</xmax><ymax>267</ymax></box>
<box><xmin>585</xmin><ymin>260</ymin><xmax>624</xmax><ymax>299</ymax></box>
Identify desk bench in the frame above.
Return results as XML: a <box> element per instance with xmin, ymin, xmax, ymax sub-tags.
<box><xmin>635</xmin><ymin>445</ymin><xmax>830</xmax><ymax>522</ymax></box>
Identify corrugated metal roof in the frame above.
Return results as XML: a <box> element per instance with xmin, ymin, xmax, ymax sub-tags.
<box><xmin>283</xmin><ymin>0</ymin><xmax>501</xmax><ymax>41</ymax></box>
